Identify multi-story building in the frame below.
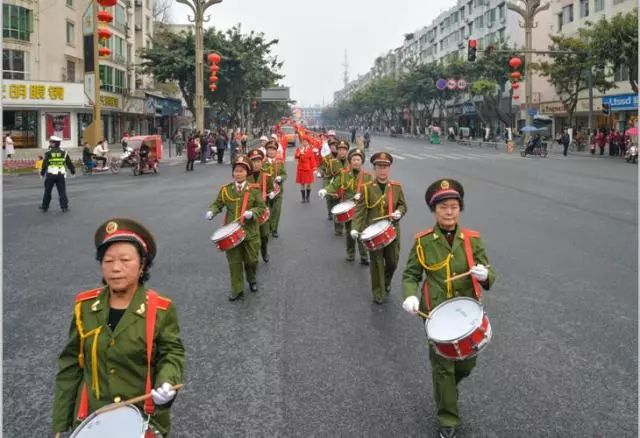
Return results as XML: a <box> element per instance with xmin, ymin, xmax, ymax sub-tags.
<box><xmin>2</xmin><ymin>0</ymin><xmax>181</xmax><ymax>149</ymax></box>
<box><xmin>536</xmin><ymin>0</ymin><xmax>637</xmax><ymax>134</ymax></box>
<box><xmin>299</xmin><ymin>106</ymin><xmax>324</xmax><ymax>126</ymax></box>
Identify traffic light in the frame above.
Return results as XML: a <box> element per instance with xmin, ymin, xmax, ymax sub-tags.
<box><xmin>467</xmin><ymin>39</ymin><xmax>477</xmax><ymax>62</ymax></box>
<box><xmin>207</xmin><ymin>53</ymin><xmax>221</xmax><ymax>92</ymax></box>
<box><xmin>602</xmin><ymin>103</ymin><xmax>611</xmax><ymax>115</ymax></box>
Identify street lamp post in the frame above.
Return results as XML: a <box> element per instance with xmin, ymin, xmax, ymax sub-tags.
<box><xmin>177</xmin><ymin>0</ymin><xmax>222</xmax><ymax>134</ymax></box>
<box><xmin>507</xmin><ymin>0</ymin><xmax>550</xmax><ymax>127</ymax></box>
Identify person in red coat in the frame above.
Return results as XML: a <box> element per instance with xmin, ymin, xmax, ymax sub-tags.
<box><xmin>186</xmin><ymin>134</ymin><xmax>200</xmax><ymax>171</ymax></box>
<box><xmin>295</xmin><ymin>137</ymin><xmax>316</xmax><ymax>203</ymax></box>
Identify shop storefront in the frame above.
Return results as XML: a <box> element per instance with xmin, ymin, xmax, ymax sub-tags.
<box><xmin>145</xmin><ymin>92</ymin><xmax>182</xmax><ymax>139</ymax></box>
<box><xmin>602</xmin><ymin>93</ymin><xmax>638</xmax><ymax>132</ymax></box>
<box><xmin>540</xmin><ymin>98</ymin><xmax>605</xmax><ymax>135</ymax></box>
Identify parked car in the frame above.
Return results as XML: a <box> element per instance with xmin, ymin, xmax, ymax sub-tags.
<box><xmin>281</xmin><ymin>125</ymin><xmax>297</xmax><ymax>147</ymax></box>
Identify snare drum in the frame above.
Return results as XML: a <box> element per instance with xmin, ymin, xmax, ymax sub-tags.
<box><xmin>71</xmin><ymin>405</ymin><xmax>148</xmax><ymax>438</ymax></box>
<box><xmin>331</xmin><ymin>200</ymin><xmax>356</xmax><ymax>223</ymax></box>
<box><xmin>360</xmin><ymin>220</ymin><xmax>396</xmax><ymax>251</ymax></box>
<box><xmin>425</xmin><ymin>297</ymin><xmax>492</xmax><ymax>361</ymax></box>
<box><xmin>258</xmin><ymin>207</ymin><xmax>271</xmax><ymax>225</ymax></box>
<box><xmin>211</xmin><ymin>222</ymin><xmax>246</xmax><ymax>251</ymax></box>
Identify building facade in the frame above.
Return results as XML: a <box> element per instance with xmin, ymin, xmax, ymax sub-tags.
<box><xmin>1</xmin><ymin>0</ymin><xmax>181</xmax><ymax>149</ymax></box>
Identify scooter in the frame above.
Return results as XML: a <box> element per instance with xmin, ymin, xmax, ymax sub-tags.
<box><xmin>625</xmin><ymin>145</ymin><xmax>637</xmax><ymax>163</ymax></box>
<box><xmin>82</xmin><ymin>155</ymin><xmax>120</xmax><ymax>175</ymax></box>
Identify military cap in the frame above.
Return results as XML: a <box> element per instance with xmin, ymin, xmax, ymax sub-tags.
<box><xmin>95</xmin><ymin>218</ymin><xmax>157</xmax><ymax>261</ymax></box>
<box><xmin>248</xmin><ymin>148</ymin><xmax>265</xmax><ymax>160</ymax></box>
<box><xmin>348</xmin><ymin>148</ymin><xmax>365</xmax><ymax>162</ymax></box>
<box><xmin>370</xmin><ymin>151</ymin><xmax>393</xmax><ymax>165</ymax></box>
<box><xmin>336</xmin><ymin>140</ymin><xmax>350</xmax><ymax>150</ymax></box>
<box><xmin>232</xmin><ymin>155</ymin><xmax>253</xmax><ymax>173</ymax></box>
<box><xmin>50</xmin><ymin>135</ymin><xmax>62</xmax><ymax>142</ymax></box>
<box><xmin>425</xmin><ymin>178</ymin><xmax>464</xmax><ymax>208</ymax></box>
<box><xmin>265</xmin><ymin>139</ymin><xmax>279</xmax><ymax>149</ymax></box>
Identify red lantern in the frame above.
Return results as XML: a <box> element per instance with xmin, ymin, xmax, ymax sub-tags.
<box><xmin>509</xmin><ymin>57</ymin><xmax>522</xmax><ymax>69</ymax></box>
<box><xmin>209</xmin><ymin>76</ymin><xmax>219</xmax><ymax>83</ymax></box>
<box><xmin>97</xmin><ymin>10</ymin><xmax>113</xmax><ymax>23</ymax></box>
<box><xmin>210</xmin><ymin>65</ymin><xmax>220</xmax><ymax>73</ymax></box>
<box><xmin>209</xmin><ymin>84</ymin><xmax>217</xmax><ymax>91</ymax></box>
<box><xmin>207</xmin><ymin>53</ymin><xmax>221</xmax><ymax>64</ymax></box>
<box><xmin>510</xmin><ymin>71</ymin><xmax>521</xmax><ymax>80</ymax></box>
<box><xmin>97</xmin><ymin>0</ymin><xmax>117</xmax><ymax>6</ymax></box>
<box><xmin>512</xmin><ymin>82</ymin><xmax>520</xmax><ymax>90</ymax></box>
<box><xmin>98</xmin><ymin>47</ymin><xmax>112</xmax><ymax>57</ymax></box>
<box><xmin>513</xmin><ymin>94</ymin><xmax>519</xmax><ymax>100</ymax></box>
<box><xmin>98</xmin><ymin>27</ymin><xmax>113</xmax><ymax>40</ymax></box>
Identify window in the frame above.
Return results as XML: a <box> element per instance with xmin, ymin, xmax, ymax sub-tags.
<box><xmin>579</xmin><ymin>0</ymin><xmax>589</xmax><ymax>17</ymax></box>
<box><xmin>452</xmin><ymin>11</ymin><xmax>459</xmax><ymax>23</ymax></box>
<box><xmin>114</xmin><ymin>69</ymin><xmax>126</xmax><ymax>94</ymax></box>
<box><xmin>99</xmin><ymin>65</ymin><xmax>114</xmax><ymax>92</ymax></box>
<box><xmin>594</xmin><ymin>0</ymin><xmax>604</xmax><ymax>11</ymax></box>
<box><xmin>114</xmin><ymin>4</ymin><xmax>126</xmax><ymax>29</ymax></box>
<box><xmin>113</xmin><ymin>36</ymin><xmax>126</xmax><ymax>63</ymax></box>
<box><xmin>66</xmin><ymin>0</ymin><xmax>74</xmax><ymax>7</ymax></box>
<box><xmin>460</xmin><ymin>8</ymin><xmax>465</xmax><ymax>20</ymax></box>
<box><xmin>498</xmin><ymin>28</ymin><xmax>505</xmax><ymax>42</ymax></box>
<box><xmin>66</xmin><ymin>21</ymin><xmax>75</xmax><ymax>46</ymax></box>
<box><xmin>66</xmin><ymin>60</ymin><xmax>75</xmax><ymax>82</ymax></box>
<box><xmin>474</xmin><ymin>0</ymin><xmax>483</xmax><ymax>7</ymax></box>
<box><xmin>499</xmin><ymin>3</ymin><xmax>506</xmax><ymax>19</ymax></box>
<box><xmin>613</xmin><ymin>0</ymin><xmax>625</xmax><ymax>4</ymax></box>
<box><xmin>2</xmin><ymin>49</ymin><xmax>28</xmax><ymax>79</ymax></box>
<box><xmin>145</xmin><ymin>17</ymin><xmax>150</xmax><ymax>31</ymax></box>
<box><xmin>467</xmin><ymin>1</ymin><xmax>473</xmax><ymax>14</ymax></box>
<box><xmin>485</xmin><ymin>9</ymin><xmax>496</xmax><ymax>25</ymax></box>
<box><xmin>475</xmin><ymin>15</ymin><xmax>483</xmax><ymax>29</ymax></box>
<box><xmin>3</xmin><ymin>5</ymin><xmax>32</xmax><ymax>41</ymax></box>
<box><xmin>614</xmin><ymin>65</ymin><xmax>629</xmax><ymax>82</ymax></box>
<box><xmin>557</xmin><ymin>13</ymin><xmax>563</xmax><ymax>31</ymax></box>
<box><xmin>562</xmin><ymin>5</ymin><xmax>574</xmax><ymax>25</ymax></box>
<box><xmin>468</xmin><ymin>22</ymin><xmax>473</xmax><ymax>35</ymax></box>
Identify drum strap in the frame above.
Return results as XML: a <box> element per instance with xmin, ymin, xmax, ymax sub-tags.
<box><xmin>261</xmin><ymin>172</ymin><xmax>267</xmax><ymax>200</ymax></box>
<box><xmin>239</xmin><ymin>190</ymin><xmax>250</xmax><ymax>225</ymax></box>
<box><xmin>144</xmin><ymin>290</ymin><xmax>158</xmax><ymax>415</ymax></box>
<box><xmin>421</xmin><ymin>280</ymin><xmax>432</xmax><ymax>313</ymax></box>
<box><xmin>386</xmin><ymin>187</ymin><xmax>393</xmax><ymax>217</ymax></box>
<box><xmin>461</xmin><ymin>229</ymin><xmax>482</xmax><ymax>300</ymax></box>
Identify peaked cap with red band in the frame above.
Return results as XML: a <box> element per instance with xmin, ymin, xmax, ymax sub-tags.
<box><xmin>232</xmin><ymin>155</ymin><xmax>253</xmax><ymax>173</ymax></box>
<box><xmin>425</xmin><ymin>178</ymin><xmax>464</xmax><ymax>207</ymax></box>
<box><xmin>370</xmin><ymin>151</ymin><xmax>393</xmax><ymax>165</ymax></box>
<box><xmin>248</xmin><ymin>148</ymin><xmax>265</xmax><ymax>161</ymax></box>
<box><xmin>265</xmin><ymin>139</ymin><xmax>279</xmax><ymax>149</ymax></box>
<box><xmin>95</xmin><ymin>218</ymin><xmax>157</xmax><ymax>261</ymax></box>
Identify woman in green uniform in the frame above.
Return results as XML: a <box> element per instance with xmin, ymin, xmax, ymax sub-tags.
<box><xmin>401</xmin><ymin>179</ymin><xmax>495</xmax><ymax>438</ymax></box>
<box><xmin>52</xmin><ymin>218</ymin><xmax>185</xmax><ymax>437</ymax></box>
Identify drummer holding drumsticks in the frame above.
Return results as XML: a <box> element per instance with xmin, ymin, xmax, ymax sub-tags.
<box><xmin>206</xmin><ymin>155</ymin><xmax>266</xmax><ymax>300</ymax></box>
<box><xmin>52</xmin><ymin>218</ymin><xmax>185</xmax><ymax>437</ymax></box>
<box><xmin>401</xmin><ymin>179</ymin><xmax>495</xmax><ymax>438</ymax></box>
<box><xmin>247</xmin><ymin>148</ymin><xmax>276</xmax><ymax>263</ymax></box>
<box><xmin>318</xmin><ymin>147</ymin><xmax>373</xmax><ymax>265</ymax></box>
<box><xmin>351</xmin><ymin>152</ymin><xmax>407</xmax><ymax>304</ymax></box>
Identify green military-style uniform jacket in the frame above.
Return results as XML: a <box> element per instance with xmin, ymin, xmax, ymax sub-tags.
<box><xmin>209</xmin><ymin>181</ymin><xmax>266</xmax><ymax>241</ymax></box>
<box><xmin>401</xmin><ymin>226</ymin><xmax>495</xmax><ymax>311</ymax></box>
<box><xmin>262</xmin><ymin>158</ymin><xmax>287</xmax><ymax>234</ymax></box>
<box><xmin>53</xmin><ymin>286</ymin><xmax>185</xmax><ymax>436</ymax></box>
<box><xmin>325</xmin><ymin>168</ymin><xmax>373</xmax><ymax>200</ymax></box>
<box><xmin>262</xmin><ymin>158</ymin><xmax>287</xmax><ymax>192</ymax></box>
<box><xmin>353</xmin><ymin>180</ymin><xmax>408</xmax><ymax>233</ymax></box>
<box><xmin>328</xmin><ymin>156</ymin><xmax>350</xmax><ymax>178</ymax></box>
<box><xmin>318</xmin><ymin>154</ymin><xmax>337</xmax><ymax>185</ymax></box>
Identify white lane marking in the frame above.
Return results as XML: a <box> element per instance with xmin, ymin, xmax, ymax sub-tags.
<box><xmin>393</xmin><ymin>154</ymin><xmax>407</xmax><ymax>160</ymax></box>
<box><xmin>428</xmin><ymin>155</ymin><xmax>444</xmax><ymax>160</ymax></box>
<box><xmin>403</xmin><ymin>153</ymin><xmax>425</xmax><ymax>159</ymax></box>
<box><xmin>418</xmin><ymin>153</ymin><xmax>433</xmax><ymax>158</ymax></box>
<box><xmin>439</xmin><ymin>154</ymin><xmax>464</xmax><ymax>160</ymax></box>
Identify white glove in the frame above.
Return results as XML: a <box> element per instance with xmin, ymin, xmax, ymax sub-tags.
<box><xmin>275</xmin><ymin>176</ymin><xmax>282</xmax><ymax>183</ymax></box>
<box><xmin>350</xmin><ymin>230</ymin><xmax>360</xmax><ymax>240</ymax></box>
<box><xmin>316</xmin><ymin>171</ymin><xmax>322</xmax><ymax>177</ymax></box>
<box><xmin>391</xmin><ymin>209</ymin><xmax>402</xmax><ymax>220</ymax></box>
<box><xmin>205</xmin><ymin>211</ymin><xmax>214</xmax><ymax>221</ymax></box>
<box><xmin>268</xmin><ymin>191</ymin><xmax>276</xmax><ymax>200</ymax></box>
<box><xmin>469</xmin><ymin>264</ymin><xmax>489</xmax><ymax>282</ymax></box>
<box><xmin>243</xmin><ymin>210</ymin><xmax>253</xmax><ymax>220</ymax></box>
<box><xmin>318</xmin><ymin>189</ymin><xmax>327</xmax><ymax>199</ymax></box>
<box><xmin>151</xmin><ymin>382</ymin><xmax>176</xmax><ymax>406</ymax></box>
<box><xmin>353</xmin><ymin>193</ymin><xmax>362</xmax><ymax>201</ymax></box>
<box><xmin>402</xmin><ymin>296</ymin><xmax>420</xmax><ymax>314</ymax></box>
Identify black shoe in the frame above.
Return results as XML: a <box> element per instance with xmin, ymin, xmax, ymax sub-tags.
<box><xmin>249</xmin><ymin>282</ymin><xmax>258</xmax><ymax>292</ymax></box>
<box><xmin>228</xmin><ymin>292</ymin><xmax>243</xmax><ymax>301</ymax></box>
<box><xmin>62</xmin><ymin>207</ymin><xmax>69</xmax><ymax>212</ymax></box>
<box><xmin>438</xmin><ymin>426</ymin><xmax>457</xmax><ymax>438</ymax></box>
<box><xmin>346</xmin><ymin>255</ymin><xmax>355</xmax><ymax>262</ymax></box>
<box><xmin>272</xmin><ymin>230</ymin><xmax>279</xmax><ymax>238</ymax></box>
<box><xmin>360</xmin><ymin>258</ymin><xmax>370</xmax><ymax>266</ymax></box>
<box><xmin>373</xmin><ymin>297</ymin><xmax>384</xmax><ymax>305</ymax></box>
<box><xmin>262</xmin><ymin>252</ymin><xmax>269</xmax><ymax>263</ymax></box>
<box><xmin>38</xmin><ymin>205</ymin><xmax>48</xmax><ymax>212</ymax></box>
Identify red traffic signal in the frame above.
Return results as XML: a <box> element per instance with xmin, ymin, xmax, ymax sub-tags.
<box><xmin>467</xmin><ymin>39</ymin><xmax>477</xmax><ymax>62</ymax></box>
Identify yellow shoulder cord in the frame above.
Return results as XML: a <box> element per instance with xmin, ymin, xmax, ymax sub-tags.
<box><xmin>74</xmin><ymin>301</ymin><xmax>103</xmax><ymax>399</ymax></box>
<box><xmin>222</xmin><ymin>186</ymin><xmax>242</xmax><ymax>221</ymax></box>
<box><xmin>365</xmin><ymin>185</ymin><xmax>384</xmax><ymax>209</ymax></box>
<box><xmin>415</xmin><ymin>238</ymin><xmax>453</xmax><ymax>298</ymax></box>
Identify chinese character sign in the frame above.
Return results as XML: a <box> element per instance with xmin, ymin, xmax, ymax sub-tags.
<box><xmin>46</xmin><ymin>113</ymin><xmax>71</xmax><ymax>140</ymax></box>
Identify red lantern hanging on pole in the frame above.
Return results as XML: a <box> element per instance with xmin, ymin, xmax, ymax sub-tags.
<box><xmin>98</xmin><ymin>27</ymin><xmax>113</xmax><ymax>40</ymax></box>
<box><xmin>512</xmin><ymin>94</ymin><xmax>519</xmax><ymax>100</ymax></box>
<box><xmin>508</xmin><ymin>57</ymin><xmax>522</xmax><ymax>69</ymax></box>
<box><xmin>512</xmin><ymin>82</ymin><xmax>520</xmax><ymax>90</ymax></box>
<box><xmin>510</xmin><ymin>71</ymin><xmax>521</xmax><ymax>80</ymax></box>
<box><xmin>97</xmin><ymin>10</ymin><xmax>113</xmax><ymax>23</ymax></box>
<box><xmin>97</xmin><ymin>0</ymin><xmax>118</xmax><ymax>6</ymax></box>
<box><xmin>98</xmin><ymin>47</ymin><xmax>112</xmax><ymax>57</ymax></box>
<box><xmin>207</xmin><ymin>53</ymin><xmax>221</xmax><ymax>64</ymax></box>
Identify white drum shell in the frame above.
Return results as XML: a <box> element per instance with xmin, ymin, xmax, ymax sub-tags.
<box><xmin>70</xmin><ymin>405</ymin><xmax>145</xmax><ymax>438</ymax></box>
<box><xmin>425</xmin><ymin>297</ymin><xmax>485</xmax><ymax>342</ymax></box>
<box><xmin>211</xmin><ymin>222</ymin><xmax>242</xmax><ymax>242</ymax></box>
<box><xmin>361</xmin><ymin>220</ymin><xmax>392</xmax><ymax>240</ymax></box>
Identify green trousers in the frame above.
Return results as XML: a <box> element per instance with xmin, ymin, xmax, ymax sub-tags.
<box><xmin>429</xmin><ymin>346</ymin><xmax>477</xmax><ymax>427</ymax></box>
<box><xmin>259</xmin><ymin>221</ymin><xmax>270</xmax><ymax>256</ymax></box>
<box><xmin>368</xmin><ymin>238</ymin><xmax>399</xmax><ymax>300</ymax></box>
<box><xmin>344</xmin><ymin>221</ymin><xmax>367</xmax><ymax>259</ymax></box>
<box><xmin>331</xmin><ymin>199</ymin><xmax>344</xmax><ymax>234</ymax></box>
<box><xmin>225</xmin><ymin>237</ymin><xmax>260</xmax><ymax>295</ymax></box>
<box><xmin>268</xmin><ymin>195</ymin><xmax>283</xmax><ymax>233</ymax></box>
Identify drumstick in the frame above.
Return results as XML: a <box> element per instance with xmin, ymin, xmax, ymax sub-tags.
<box><xmin>416</xmin><ymin>310</ymin><xmax>430</xmax><ymax>319</ymax></box>
<box><xmin>93</xmin><ymin>384</ymin><xmax>184</xmax><ymax>415</ymax></box>
<box><xmin>371</xmin><ymin>214</ymin><xmax>392</xmax><ymax>221</ymax></box>
<box><xmin>446</xmin><ymin>265</ymin><xmax>491</xmax><ymax>283</ymax></box>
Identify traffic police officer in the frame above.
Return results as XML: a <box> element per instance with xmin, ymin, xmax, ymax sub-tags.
<box><xmin>39</xmin><ymin>135</ymin><xmax>76</xmax><ymax>212</ymax></box>
<box><xmin>262</xmin><ymin>139</ymin><xmax>287</xmax><ymax>238</ymax></box>
<box><xmin>352</xmin><ymin>152</ymin><xmax>407</xmax><ymax>304</ymax></box>
<box><xmin>319</xmin><ymin>147</ymin><xmax>373</xmax><ymax>265</ymax></box>
<box><xmin>207</xmin><ymin>155</ymin><xmax>266</xmax><ymax>300</ymax></box>
<box><xmin>247</xmin><ymin>148</ymin><xmax>276</xmax><ymax>263</ymax></box>
<box><xmin>401</xmin><ymin>179</ymin><xmax>495</xmax><ymax>438</ymax></box>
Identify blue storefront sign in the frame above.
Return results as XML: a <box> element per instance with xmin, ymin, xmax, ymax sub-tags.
<box><xmin>462</xmin><ymin>101</ymin><xmax>477</xmax><ymax>115</ymax></box>
<box><xmin>601</xmin><ymin>93</ymin><xmax>638</xmax><ymax>111</ymax></box>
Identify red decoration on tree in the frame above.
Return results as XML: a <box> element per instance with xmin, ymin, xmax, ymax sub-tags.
<box><xmin>207</xmin><ymin>53</ymin><xmax>221</xmax><ymax>64</ymax></box>
<box><xmin>98</xmin><ymin>47</ymin><xmax>112</xmax><ymax>57</ymax></box>
<box><xmin>209</xmin><ymin>84</ymin><xmax>217</xmax><ymax>91</ymax></box>
<box><xmin>513</xmin><ymin>94</ymin><xmax>519</xmax><ymax>99</ymax></box>
<box><xmin>98</xmin><ymin>27</ymin><xmax>113</xmax><ymax>40</ymax></box>
<box><xmin>97</xmin><ymin>0</ymin><xmax>117</xmax><ymax>6</ymax></box>
<box><xmin>97</xmin><ymin>10</ymin><xmax>113</xmax><ymax>23</ymax></box>
<box><xmin>509</xmin><ymin>57</ymin><xmax>522</xmax><ymax>69</ymax></box>
<box><xmin>210</xmin><ymin>65</ymin><xmax>220</xmax><ymax>73</ymax></box>
<box><xmin>512</xmin><ymin>82</ymin><xmax>520</xmax><ymax>89</ymax></box>
<box><xmin>510</xmin><ymin>71</ymin><xmax>521</xmax><ymax>80</ymax></box>
<box><xmin>209</xmin><ymin>76</ymin><xmax>219</xmax><ymax>83</ymax></box>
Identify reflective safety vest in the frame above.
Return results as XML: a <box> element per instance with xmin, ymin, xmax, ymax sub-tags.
<box><xmin>47</xmin><ymin>151</ymin><xmax>67</xmax><ymax>175</ymax></box>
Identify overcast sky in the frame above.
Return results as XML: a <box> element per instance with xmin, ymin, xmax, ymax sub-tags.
<box><xmin>168</xmin><ymin>0</ymin><xmax>457</xmax><ymax>107</ymax></box>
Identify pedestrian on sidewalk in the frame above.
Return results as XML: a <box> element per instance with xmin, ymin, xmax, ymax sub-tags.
<box><xmin>4</xmin><ymin>133</ymin><xmax>15</xmax><ymax>158</ymax></box>
<box><xmin>596</xmin><ymin>129</ymin><xmax>606</xmax><ymax>155</ymax></box>
<box><xmin>173</xmin><ymin>130</ymin><xmax>184</xmax><ymax>157</ymax></box>
<box><xmin>216</xmin><ymin>130</ymin><xmax>227</xmax><ymax>163</ymax></box>
<box><xmin>561</xmin><ymin>128</ymin><xmax>570</xmax><ymax>157</ymax></box>
<box><xmin>185</xmin><ymin>135</ymin><xmax>198</xmax><ymax>171</ymax></box>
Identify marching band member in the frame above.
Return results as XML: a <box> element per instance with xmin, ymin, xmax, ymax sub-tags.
<box><xmin>262</xmin><ymin>139</ymin><xmax>287</xmax><ymax>239</ymax></box>
<box><xmin>319</xmin><ymin>147</ymin><xmax>372</xmax><ymax>265</ymax></box>
<box><xmin>352</xmin><ymin>152</ymin><xmax>407</xmax><ymax>304</ymax></box>
<box><xmin>318</xmin><ymin>139</ymin><xmax>339</xmax><ymax>220</ymax></box>
<box><xmin>327</xmin><ymin>140</ymin><xmax>350</xmax><ymax>235</ymax></box>
<box><xmin>52</xmin><ymin>218</ymin><xmax>185</xmax><ymax>437</ymax></box>
<box><xmin>207</xmin><ymin>156</ymin><xmax>266</xmax><ymax>300</ymax></box>
<box><xmin>247</xmin><ymin>148</ymin><xmax>275</xmax><ymax>263</ymax></box>
<box><xmin>294</xmin><ymin>137</ymin><xmax>316</xmax><ymax>203</ymax></box>
<box><xmin>401</xmin><ymin>179</ymin><xmax>495</xmax><ymax>438</ymax></box>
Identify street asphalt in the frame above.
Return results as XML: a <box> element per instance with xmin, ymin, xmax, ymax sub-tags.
<box><xmin>2</xmin><ymin>136</ymin><xmax>637</xmax><ymax>437</ymax></box>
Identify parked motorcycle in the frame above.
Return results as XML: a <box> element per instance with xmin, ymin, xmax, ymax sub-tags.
<box><xmin>625</xmin><ymin>145</ymin><xmax>637</xmax><ymax>163</ymax></box>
